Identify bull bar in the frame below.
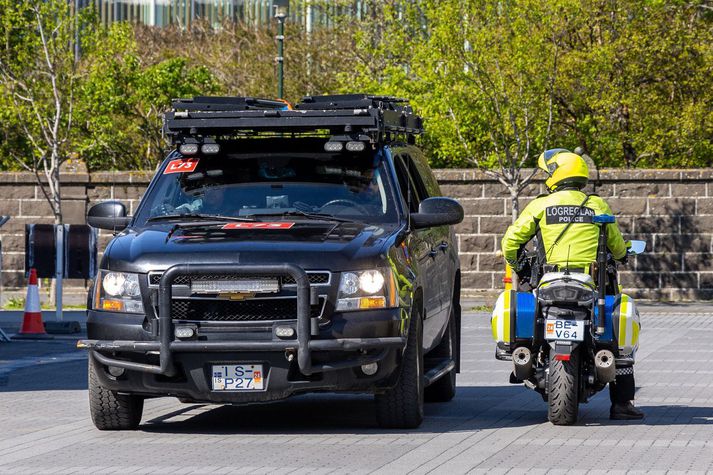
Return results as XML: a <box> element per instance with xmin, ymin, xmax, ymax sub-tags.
<box><xmin>78</xmin><ymin>264</ymin><xmax>406</xmax><ymax>376</ymax></box>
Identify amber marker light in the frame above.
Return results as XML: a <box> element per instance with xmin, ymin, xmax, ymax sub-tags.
<box><xmin>359</xmin><ymin>297</ymin><xmax>386</xmax><ymax>309</ymax></box>
<box><xmin>101</xmin><ymin>299</ymin><xmax>124</xmax><ymax>312</ymax></box>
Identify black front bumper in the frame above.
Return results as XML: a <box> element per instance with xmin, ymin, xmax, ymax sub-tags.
<box><xmin>79</xmin><ymin>264</ymin><xmax>406</xmax><ymax>399</ymax></box>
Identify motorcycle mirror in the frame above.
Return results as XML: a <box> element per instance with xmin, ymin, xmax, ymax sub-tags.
<box><xmin>628</xmin><ymin>240</ymin><xmax>646</xmax><ymax>255</ymax></box>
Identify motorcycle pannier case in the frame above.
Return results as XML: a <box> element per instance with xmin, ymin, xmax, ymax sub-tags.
<box><xmin>491</xmin><ymin>290</ymin><xmax>536</xmax><ymax>348</ymax></box>
<box><xmin>594</xmin><ymin>293</ymin><xmax>641</xmax><ymax>357</ymax></box>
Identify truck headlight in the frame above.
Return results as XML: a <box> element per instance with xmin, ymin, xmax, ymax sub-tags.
<box><xmin>94</xmin><ymin>271</ymin><xmax>144</xmax><ymax>314</ymax></box>
<box><xmin>336</xmin><ymin>269</ymin><xmax>397</xmax><ymax>311</ymax></box>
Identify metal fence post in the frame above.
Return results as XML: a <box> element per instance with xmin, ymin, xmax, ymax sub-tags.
<box><xmin>55</xmin><ymin>224</ymin><xmax>64</xmax><ymax>321</ymax></box>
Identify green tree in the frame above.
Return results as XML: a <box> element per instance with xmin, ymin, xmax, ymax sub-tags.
<box><xmin>553</xmin><ymin>0</ymin><xmax>713</xmax><ymax>167</ymax></box>
<box><xmin>0</xmin><ymin>0</ymin><xmax>91</xmax><ymax>223</ymax></box>
<box><xmin>132</xmin><ymin>18</ymin><xmax>355</xmax><ymax>104</ymax></box>
<box><xmin>78</xmin><ymin>23</ymin><xmax>219</xmax><ymax>170</ymax></box>
<box><xmin>338</xmin><ymin>0</ymin><xmax>712</xmax><ymax>174</ymax></box>
<box><xmin>339</xmin><ymin>0</ymin><xmax>566</xmax><ymax>217</ymax></box>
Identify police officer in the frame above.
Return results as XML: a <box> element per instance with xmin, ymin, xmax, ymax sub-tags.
<box><xmin>501</xmin><ymin>149</ymin><xmax>644</xmax><ymax>420</ymax></box>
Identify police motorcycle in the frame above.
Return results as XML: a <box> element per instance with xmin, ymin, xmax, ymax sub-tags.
<box><xmin>491</xmin><ymin>214</ymin><xmax>645</xmax><ymax>425</ymax></box>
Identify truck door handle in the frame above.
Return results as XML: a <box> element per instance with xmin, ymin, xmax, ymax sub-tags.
<box><xmin>430</xmin><ymin>242</ymin><xmax>448</xmax><ymax>257</ymax></box>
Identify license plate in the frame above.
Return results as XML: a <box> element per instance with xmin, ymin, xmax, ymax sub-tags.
<box><xmin>211</xmin><ymin>364</ymin><xmax>265</xmax><ymax>391</ymax></box>
<box><xmin>545</xmin><ymin>319</ymin><xmax>585</xmax><ymax>341</ymax></box>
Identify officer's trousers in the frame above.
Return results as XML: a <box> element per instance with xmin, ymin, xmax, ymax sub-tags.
<box><xmin>609</xmin><ymin>368</ymin><xmax>636</xmax><ymax>403</ymax></box>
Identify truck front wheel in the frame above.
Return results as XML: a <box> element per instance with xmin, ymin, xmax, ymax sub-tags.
<box><xmin>375</xmin><ymin>306</ymin><xmax>424</xmax><ymax>429</ymax></box>
<box><xmin>88</xmin><ymin>357</ymin><xmax>144</xmax><ymax>430</ymax></box>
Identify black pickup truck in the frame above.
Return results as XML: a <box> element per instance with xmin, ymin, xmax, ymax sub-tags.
<box><xmin>79</xmin><ymin>95</ymin><xmax>464</xmax><ymax>430</ymax></box>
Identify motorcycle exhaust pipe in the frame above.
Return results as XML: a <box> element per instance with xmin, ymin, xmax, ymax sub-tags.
<box><xmin>512</xmin><ymin>347</ymin><xmax>533</xmax><ymax>381</ymax></box>
<box><xmin>594</xmin><ymin>349</ymin><xmax>616</xmax><ymax>383</ymax></box>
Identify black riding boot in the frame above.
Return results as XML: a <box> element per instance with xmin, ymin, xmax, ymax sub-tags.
<box><xmin>609</xmin><ymin>367</ymin><xmax>644</xmax><ymax>420</ymax></box>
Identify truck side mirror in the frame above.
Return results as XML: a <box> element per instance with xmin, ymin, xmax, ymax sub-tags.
<box><xmin>87</xmin><ymin>201</ymin><xmax>131</xmax><ymax>232</ymax></box>
<box><xmin>411</xmin><ymin>197</ymin><xmax>464</xmax><ymax>230</ymax></box>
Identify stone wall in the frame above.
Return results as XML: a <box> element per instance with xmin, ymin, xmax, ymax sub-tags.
<box><xmin>0</xmin><ymin>169</ymin><xmax>711</xmax><ymax>301</ymax></box>
<box><xmin>435</xmin><ymin>169</ymin><xmax>713</xmax><ymax>300</ymax></box>
<box><xmin>0</xmin><ymin>172</ymin><xmax>152</xmax><ymax>301</ymax></box>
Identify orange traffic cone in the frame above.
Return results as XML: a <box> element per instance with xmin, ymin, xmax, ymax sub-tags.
<box><xmin>14</xmin><ymin>268</ymin><xmax>52</xmax><ymax>339</ymax></box>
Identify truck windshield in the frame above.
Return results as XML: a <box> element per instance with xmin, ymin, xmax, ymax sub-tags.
<box><xmin>133</xmin><ymin>149</ymin><xmax>399</xmax><ymax>226</ymax></box>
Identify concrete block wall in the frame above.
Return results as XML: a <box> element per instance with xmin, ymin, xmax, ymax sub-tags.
<box><xmin>0</xmin><ymin>169</ymin><xmax>711</xmax><ymax>302</ymax></box>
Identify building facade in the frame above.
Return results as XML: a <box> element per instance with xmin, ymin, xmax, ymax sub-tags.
<box><xmin>81</xmin><ymin>0</ymin><xmax>373</xmax><ymax>29</ymax></box>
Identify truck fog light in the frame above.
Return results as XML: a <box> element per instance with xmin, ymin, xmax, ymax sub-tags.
<box><xmin>361</xmin><ymin>363</ymin><xmax>378</xmax><ymax>376</ymax></box>
<box><xmin>175</xmin><ymin>326</ymin><xmax>195</xmax><ymax>339</ymax></box>
<box><xmin>275</xmin><ymin>326</ymin><xmax>295</xmax><ymax>339</ymax></box>
<box><xmin>107</xmin><ymin>366</ymin><xmax>125</xmax><ymax>377</ymax></box>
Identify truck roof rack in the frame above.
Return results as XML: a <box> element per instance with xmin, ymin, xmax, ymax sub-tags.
<box><xmin>163</xmin><ymin>94</ymin><xmax>423</xmax><ymax>145</ymax></box>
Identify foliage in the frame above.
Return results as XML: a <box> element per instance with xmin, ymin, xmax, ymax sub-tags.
<box><xmin>552</xmin><ymin>0</ymin><xmax>713</xmax><ymax>168</ymax></box>
<box><xmin>0</xmin><ymin>0</ymin><xmax>94</xmax><ymax>222</ymax></box>
<box><xmin>1</xmin><ymin>0</ymin><xmax>711</xmax><ymax>174</ymax></box>
<box><xmin>3</xmin><ymin>296</ymin><xmax>25</xmax><ymax>310</ymax></box>
<box><xmin>77</xmin><ymin>23</ymin><xmax>220</xmax><ymax>170</ymax></box>
<box><xmin>0</xmin><ymin>3</ymin><xmax>221</xmax><ymax>174</ymax></box>
<box><xmin>337</xmin><ymin>0</ymin><xmax>712</xmax><ymax>169</ymax></box>
<box><xmin>132</xmin><ymin>18</ymin><xmax>355</xmax><ymax>104</ymax></box>
<box><xmin>337</xmin><ymin>0</ymin><xmax>565</xmax><ymax>216</ymax></box>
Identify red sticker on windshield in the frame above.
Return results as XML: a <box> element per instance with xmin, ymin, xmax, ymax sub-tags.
<box><xmin>164</xmin><ymin>158</ymin><xmax>199</xmax><ymax>174</ymax></box>
<box><xmin>222</xmin><ymin>222</ymin><xmax>295</xmax><ymax>230</ymax></box>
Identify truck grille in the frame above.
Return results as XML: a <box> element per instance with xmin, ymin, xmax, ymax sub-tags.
<box><xmin>149</xmin><ymin>272</ymin><xmax>330</xmax><ymax>287</ymax></box>
<box><xmin>170</xmin><ymin>298</ymin><xmax>323</xmax><ymax>322</ymax></box>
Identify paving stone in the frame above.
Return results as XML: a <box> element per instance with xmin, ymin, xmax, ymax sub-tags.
<box><xmin>1</xmin><ymin>307</ymin><xmax>713</xmax><ymax>473</ymax></box>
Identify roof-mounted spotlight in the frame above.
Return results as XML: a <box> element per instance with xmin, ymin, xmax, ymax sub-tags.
<box><xmin>179</xmin><ymin>143</ymin><xmax>199</xmax><ymax>155</ymax></box>
<box><xmin>324</xmin><ymin>141</ymin><xmax>344</xmax><ymax>152</ymax></box>
<box><xmin>345</xmin><ymin>141</ymin><xmax>366</xmax><ymax>152</ymax></box>
<box><xmin>201</xmin><ymin>143</ymin><xmax>221</xmax><ymax>155</ymax></box>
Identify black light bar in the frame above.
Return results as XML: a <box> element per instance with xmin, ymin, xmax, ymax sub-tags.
<box><xmin>163</xmin><ymin>94</ymin><xmax>423</xmax><ymax>145</ymax></box>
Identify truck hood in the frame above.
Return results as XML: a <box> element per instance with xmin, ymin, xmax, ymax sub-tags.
<box><xmin>102</xmin><ymin>221</ymin><xmax>401</xmax><ymax>273</ymax></box>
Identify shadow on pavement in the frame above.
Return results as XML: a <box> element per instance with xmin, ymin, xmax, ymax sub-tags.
<box><xmin>590</xmin><ymin>405</ymin><xmax>713</xmax><ymax>426</ymax></box>
<box><xmin>136</xmin><ymin>386</ymin><xmax>546</xmax><ymax>434</ymax></box>
<box><xmin>137</xmin><ymin>385</ymin><xmax>713</xmax><ymax>435</ymax></box>
<box><xmin>138</xmin><ymin>385</ymin><xmax>536</xmax><ymax>435</ymax></box>
<box><xmin>0</xmin><ymin>358</ymin><xmax>87</xmax><ymax>392</ymax></box>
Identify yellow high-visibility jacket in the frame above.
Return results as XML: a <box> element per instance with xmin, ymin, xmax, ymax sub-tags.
<box><xmin>501</xmin><ymin>189</ymin><xmax>628</xmax><ymax>269</ymax></box>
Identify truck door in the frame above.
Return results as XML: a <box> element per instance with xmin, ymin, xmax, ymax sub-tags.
<box><xmin>393</xmin><ymin>154</ymin><xmax>444</xmax><ymax>352</ymax></box>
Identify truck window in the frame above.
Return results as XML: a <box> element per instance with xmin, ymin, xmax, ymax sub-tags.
<box><xmin>394</xmin><ymin>155</ymin><xmax>422</xmax><ymax>213</ymax></box>
<box><xmin>133</xmin><ymin>147</ymin><xmax>399</xmax><ymax>226</ymax></box>
<box><xmin>407</xmin><ymin>147</ymin><xmax>442</xmax><ymax>197</ymax></box>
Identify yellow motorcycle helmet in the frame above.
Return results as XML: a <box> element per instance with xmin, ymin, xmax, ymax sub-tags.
<box><xmin>538</xmin><ymin>148</ymin><xmax>589</xmax><ymax>191</ymax></box>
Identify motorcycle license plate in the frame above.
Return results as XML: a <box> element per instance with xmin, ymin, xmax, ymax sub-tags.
<box><xmin>545</xmin><ymin>319</ymin><xmax>585</xmax><ymax>341</ymax></box>
<box><xmin>211</xmin><ymin>364</ymin><xmax>264</xmax><ymax>391</ymax></box>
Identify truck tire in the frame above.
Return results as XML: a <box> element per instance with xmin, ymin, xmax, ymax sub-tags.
<box><xmin>425</xmin><ymin>307</ymin><xmax>457</xmax><ymax>403</ymax></box>
<box><xmin>88</xmin><ymin>357</ymin><xmax>143</xmax><ymax>430</ymax></box>
<box><xmin>547</xmin><ymin>348</ymin><xmax>580</xmax><ymax>425</ymax></box>
<box><xmin>375</xmin><ymin>306</ymin><xmax>424</xmax><ymax>429</ymax></box>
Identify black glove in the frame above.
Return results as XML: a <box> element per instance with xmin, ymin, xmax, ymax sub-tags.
<box><xmin>515</xmin><ymin>259</ymin><xmax>531</xmax><ymax>283</ymax></box>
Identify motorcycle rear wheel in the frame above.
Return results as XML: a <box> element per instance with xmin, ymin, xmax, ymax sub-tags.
<box><xmin>547</xmin><ymin>348</ymin><xmax>580</xmax><ymax>425</ymax></box>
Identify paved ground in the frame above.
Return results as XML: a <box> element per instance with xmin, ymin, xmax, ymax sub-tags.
<box><xmin>1</xmin><ymin>304</ymin><xmax>713</xmax><ymax>474</ymax></box>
